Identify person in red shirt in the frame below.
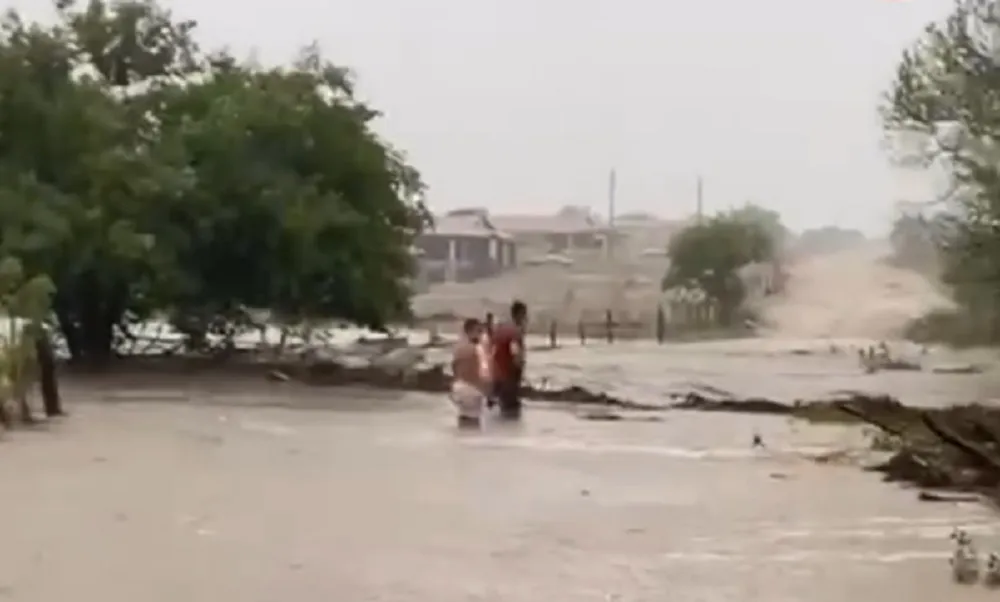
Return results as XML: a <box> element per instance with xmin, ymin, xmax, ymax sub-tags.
<box><xmin>491</xmin><ymin>300</ymin><xmax>528</xmax><ymax>420</ymax></box>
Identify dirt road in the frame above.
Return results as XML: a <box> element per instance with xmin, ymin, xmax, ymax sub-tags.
<box><xmin>761</xmin><ymin>244</ymin><xmax>953</xmax><ymax>339</ymax></box>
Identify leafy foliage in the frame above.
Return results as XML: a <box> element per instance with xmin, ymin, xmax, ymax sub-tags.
<box><xmin>728</xmin><ymin>203</ymin><xmax>788</xmax><ymax>249</ymax></box>
<box><xmin>0</xmin><ymin>0</ymin><xmax>429</xmax><ymax>362</ymax></box>
<box><xmin>888</xmin><ymin>213</ymin><xmax>946</xmax><ymax>274</ymax></box>
<box><xmin>0</xmin><ymin>257</ymin><xmax>55</xmax><ymax>413</ymax></box>
<box><xmin>662</xmin><ymin>212</ymin><xmax>776</xmax><ymax>324</ymax></box>
<box><xmin>881</xmin><ymin>2</ymin><xmax>1000</xmax><ymax>343</ymax></box>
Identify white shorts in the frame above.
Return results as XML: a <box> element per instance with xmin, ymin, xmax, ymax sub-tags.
<box><xmin>450</xmin><ymin>380</ymin><xmax>485</xmax><ymax>419</ymax></box>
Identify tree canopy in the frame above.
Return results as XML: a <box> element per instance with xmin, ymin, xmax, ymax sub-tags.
<box><xmin>662</xmin><ymin>211</ymin><xmax>776</xmax><ymax>325</ymax></box>
<box><xmin>0</xmin><ymin>0</ymin><xmax>429</xmax><ymax>362</ymax></box>
<box><xmin>728</xmin><ymin>202</ymin><xmax>788</xmax><ymax>249</ymax></box>
<box><xmin>888</xmin><ymin>212</ymin><xmax>944</xmax><ymax>274</ymax></box>
<box><xmin>881</xmin><ymin>2</ymin><xmax>1000</xmax><ymax>342</ymax></box>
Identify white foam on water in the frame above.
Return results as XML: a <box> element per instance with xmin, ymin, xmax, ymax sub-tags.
<box><xmin>765</xmin><ymin>523</ymin><xmax>1000</xmax><ymax>542</ymax></box>
<box><xmin>658</xmin><ymin>550</ymin><xmax>948</xmax><ymax>564</ymax></box>
<box><xmin>236</xmin><ymin>419</ymin><xmax>296</xmax><ymax>436</ymax></box>
<box><xmin>458</xmin><ymin>436</ymin><xmax>846</xmax><ymax>461</ymax></box>
<box><xmin>379</xmin><ymin>427</ymin><xmax>863</xmax><ymax>462</ymax></box>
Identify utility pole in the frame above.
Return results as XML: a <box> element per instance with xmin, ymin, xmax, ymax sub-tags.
<box><xmin>696</xmin><ymin>174</ymin><xmax>703</xmax><ymax>223</ymax></box>
<box><xmin>606</xmin><ymin>168</ymin><xmax>617</xmax><ymax>258</ymax></box>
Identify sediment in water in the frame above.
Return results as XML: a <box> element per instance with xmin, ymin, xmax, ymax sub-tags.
<box><xmin>63</xmin><ymin>354</ymin><xmax>1000</xmax><ymax>504</ymax></box>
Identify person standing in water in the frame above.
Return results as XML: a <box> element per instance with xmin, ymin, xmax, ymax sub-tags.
<box><xmin>491</xmin><ymin>300</ymin><xmax>527</xmax><ymax>420</ymax></box>
<box><xmin>450</xmin><ymin>318</ymin><xmax>489</xmax><ymax>429</ymax></box>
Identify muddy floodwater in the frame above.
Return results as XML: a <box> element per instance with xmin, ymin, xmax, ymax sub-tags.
<box><xmin>2</xmin><ymin>338</ymin><xmax>1000</xmax><ymax>601</ymax></box>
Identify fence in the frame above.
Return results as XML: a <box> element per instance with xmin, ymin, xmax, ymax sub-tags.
<box><xmin>516</xmin><ymin>299</ymin><xmax>724</xmax><ymax>345</ymax></box>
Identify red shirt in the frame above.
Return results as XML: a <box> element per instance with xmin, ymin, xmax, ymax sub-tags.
<box><xmin>491</xmin><ymin>322</ymin><xmax>523</xmax><ymax>382</ymax></box>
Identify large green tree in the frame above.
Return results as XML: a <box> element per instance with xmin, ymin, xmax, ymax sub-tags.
<box><xmin>662</xmin><ymin>213</ymin><xmax>775</xmax><ymax>325</ymax></box>
<box><xmin>882</xmin><ymin>2</ymin><xmax>1000</xmax><ymax>341</ymax></box>
<box><xmin>0</xmin><ymin>0</ymin><xmax>428</xmax><ymax>362</ymax></box>
<box><xmin>729</xmin><ymin>202</ymin><xmax>788</xmax><ymax>249</ymax></box>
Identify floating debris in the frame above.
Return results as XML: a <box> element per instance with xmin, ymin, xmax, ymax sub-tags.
<box><xmin>950</xmin><ymin>528</ymin><xmax>980</xmax><ymax>584</ymax></box>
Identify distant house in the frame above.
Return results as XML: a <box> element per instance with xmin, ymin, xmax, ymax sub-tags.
<box><xmin>415</xmin><ymin>208</ymin><xmax>517</xmax><ymax>284</ymax></box>
<box><xmin>611</xmin><ymin>213</ymin><xmax>686</xmax><ymax>259</ymax></box>
<box><xmin>490</xmin><ymin>206</ymin><xmax>616</xmax><ymax>254</ymax></box>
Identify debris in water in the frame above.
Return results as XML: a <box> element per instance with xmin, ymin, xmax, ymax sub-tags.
<box><xmin>951</xmin><ymin>527</ymin><xmax>974</xmax><ymax>547</ymax></box>
<box><xmin>931</xmin><ymin>364</ymin><xmax>983</xmax><ymax>375</ymax></box>
<box><xmin>811</xmin><ymin>449</ymin><xmax>853</xmax><ymax>465</ymax></box>
<box><xmin>579</xmin><ymin>410</ymin><xmax>623</xmax><ymax>422</ymax></box>
<box><xmin>984</xmin><ymin>552</ymin><xmax>1000</xmax><ymax>587</ymax></box>
<box><xmin>950</xmin><ymin>528</ymin><xmax>980</xmax><ymax>584</ymax></box>
<box><xmin>266</xmin><ymin>369</ymin><xmax>291</xmax><ymax>382</ymax></box>
<box><xmin>917</xmin><ymin>491</ymin><xmax>979</xmax><ymax>503</ymax></box>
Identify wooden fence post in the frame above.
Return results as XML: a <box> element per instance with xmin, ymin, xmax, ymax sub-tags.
<box><xmin>655</xmin><ymin>305</ymin><xmax>666</xmax><ymax>344</ymax></box>
<box><xmin>605</xmin><ymin>309</ymin><xmax>614</xmax><ymax>344</ymax></box>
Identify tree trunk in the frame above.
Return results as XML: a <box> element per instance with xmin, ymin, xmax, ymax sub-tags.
<box><xmin>35</xmin><ymin>332</ymin><xmax>63</xmax><ymax>417</ymax></box>
<box><xmin>59</xmin><ymin>311</ymin><xmax>115</xmax><ymax>364</ymax></box>
<box><xmin>79</xmin><ymin>313</ymin><xmax>115</xmax><ymax>365</ymax></box>
<box><xmin>54</xmin><ymin>284</ymin><xmax>124</xmax><ymax>365</ymax></box>
<box><xmin>716</xmin><ymin>298</ymin><xmax>739</xmax><ymax>327</ymax></box>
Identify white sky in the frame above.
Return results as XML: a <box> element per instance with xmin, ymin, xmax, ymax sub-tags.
<box><xmin>12</xmin><ymin>0</ymin><xmax>957</xmax><ymax>233</ymax></box>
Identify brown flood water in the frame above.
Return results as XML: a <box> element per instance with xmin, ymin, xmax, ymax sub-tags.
<box><xmin>2</xmin><ymin>339</ymin><xmax>1000</xmax><ymax>601</ymax></box>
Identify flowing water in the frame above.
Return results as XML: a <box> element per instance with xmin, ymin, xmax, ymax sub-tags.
<box><xmin>2</xmin><ymin>245</ymin><xmax>1000</xmax><ymax>600</ymax></box>
<box><xmin>760</xmin><ymin>242</ymin><xmax>954</xmax><ymax>340</ymax></box>
<box><xmin>0</xmin><ymin>390</ymin><xmax>996</xmax><ymax>602</ymax></box>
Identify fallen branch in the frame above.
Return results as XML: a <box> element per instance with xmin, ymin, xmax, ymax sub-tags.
<box><xmin>921</xmin><ymin>412</ymin><xmax>1000</xmax><ymax>473</ymax></box>
<box><xmin>833</xmin><ymin>401</ymin><xmax>907</xmax><ymax>438</ymax></box>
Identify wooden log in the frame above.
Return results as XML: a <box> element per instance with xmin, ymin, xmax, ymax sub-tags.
<box><xmin>833</xmin><ymin>401</ymin><xmax>907</xmax><ymax>438</ymax></box>
<box><xmin>922</xmin><ymin>411</ymin><xmax>1000</xmax><ymax>472</ymax></box>
<box><xmin>655</xmin><ymin>305</ymin><xmax>666</xmax><ymax>344</ymax></box>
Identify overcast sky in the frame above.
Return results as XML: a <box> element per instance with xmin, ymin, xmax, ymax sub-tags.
<box><xmin>16</xmin><ymin>0</ymin><xmax>955</xmax><ymax>233</ymax></box>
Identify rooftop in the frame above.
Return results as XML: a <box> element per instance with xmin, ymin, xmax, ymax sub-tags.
<box><xmin>424</xmin><ymin>210</ymin><xmax>512</xmax><ymax>239</ymax></box>
<box><xmin>491</xmin><ymin>206</ymin><xmax>609</xmax><ymax>234</ymax></box>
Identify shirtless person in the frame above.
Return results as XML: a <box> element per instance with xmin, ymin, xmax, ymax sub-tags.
<box><xmin>491</xmin><ymin>300</ymin><xmax>527</xmax><ymax>420</ymax></box>
<box><xmin>450</xmin><ymin>318</ymin><xmax>488</xmax><ymax>429</ymax></box>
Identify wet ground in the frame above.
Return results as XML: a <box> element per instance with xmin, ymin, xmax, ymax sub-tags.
<box><xmin>1</xmin><ymin>339</ymin><xmax>999</xmax><ymax>601</ymax></box>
